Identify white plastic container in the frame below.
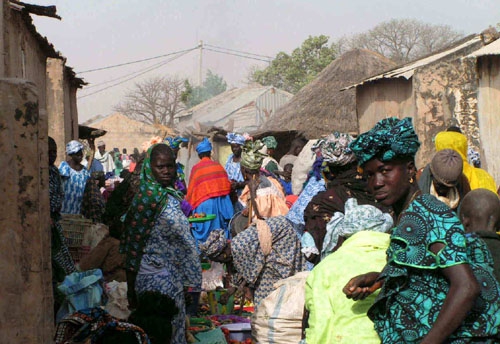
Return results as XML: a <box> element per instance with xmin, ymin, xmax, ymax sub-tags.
<box><xmin>220</xmin><ymin>323</ymin><xmax>252</xmax><ymax>342</ymax></box>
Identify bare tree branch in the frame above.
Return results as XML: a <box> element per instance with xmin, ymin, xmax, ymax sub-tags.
<box><xmin>339</xmin><ymin>19</ymin><xmax>463</xmax><ymax>64</ymax></box>
<box><xmin>114</xmin><ymin>76</ymin><xmax>186</xmax><ymax>127</ymax></box>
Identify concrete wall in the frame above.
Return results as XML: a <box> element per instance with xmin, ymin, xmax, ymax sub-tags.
<box><xmin>477</xmin><ymin>55</ymin><xmax>500</xmax><ymax>185</ymax></box>
<box><xmin>0</xmin><ymin>78</ymin><xmax>53</xmax><ymax>342</ymax></box>
<box><xmin>412</xmin><ymin>58</ymin><xmax>480</xmax><ymax>169</ymax></box>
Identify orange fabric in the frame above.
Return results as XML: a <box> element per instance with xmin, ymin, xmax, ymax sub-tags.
<box><xmin>186</xmin><ymin>157</ymin><xmax>231</xmax><ymax>209</ymax></box>
<box><xmin>240</xmin><ymin>176</ymin><xmax>289</xmax><ymax>219</ymax></box>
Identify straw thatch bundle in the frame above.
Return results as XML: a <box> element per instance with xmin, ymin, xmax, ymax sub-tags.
<box><xmin>265</xmin><ymin>49</ymin><xmax>396</xmax><ymax>138</ymax></box>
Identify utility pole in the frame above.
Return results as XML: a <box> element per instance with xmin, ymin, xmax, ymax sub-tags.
<box><xmin>198</xmin><ymin>40</ymin><xmax>203</xmax><ymax>87</ymax></box>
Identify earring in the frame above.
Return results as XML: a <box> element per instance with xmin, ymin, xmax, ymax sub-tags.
<box><xmin>409</xmin><ymin>177</ymin><xmax>414</xmax><ymax>184</ymax></box>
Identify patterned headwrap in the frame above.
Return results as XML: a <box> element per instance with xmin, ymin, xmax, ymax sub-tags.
<box><xmin>120</xmin><ymin>143</ymin><xmax>184</xmax><ymax>271</ymax></box>
<box><xmin>311</xmin><ymin>132</ymin><xmax>356</xmax><ymax>166</ymax></box>
<box><xmin>226</xmin><ymin>133</ymin><xmax>246</xmax><ymax>146</ymax></box>
<box><xmin>322</xmin><ymin>198</ymin><xmax>393</xmax><ymax>258</ymax></box>
<box><xmin>66</xmin><ymin>140</ymin><xmax>84</xmax><ymax>155</ymax></box>
<box><xmin>196</xmin><ymin>137</ymin><xmax>213</xmax><ymax>154</ymax></box>
<box><xmin>261</xmin><ymin>136</ymin><xmax>278</xmax><ymax>149</ymax></box>
<box><xmin>199</xmin><ymin>229</ymin><xmax>227</xmax><ymax>258</ymax></box>
<box><xmin>164</xmin><ymin>136</ymin><xmax>189</xmax><ymax>149</ymax></box>
<box><xmin>350</xmin><ymin>117</ymin><xmax>420</xmax><ymax>166</ymax></box>
<box><xmin>241</xmin><ymin>140</ymin><xmax>266</xmax><ymax>170</ymax></box>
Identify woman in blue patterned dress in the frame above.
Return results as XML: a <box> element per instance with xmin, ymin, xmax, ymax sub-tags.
<box><xmin>343</xmin><ymin>117</ymin><xmax>500</xmax><ymax>343</ymax></box>
<box><xmin>59</xmin><ymin>140</ymin><xmax>90</xmax><ymax>214</ymax></box>
<box><xmin>122</xmin><ymin>143</ymin><xmax>201</xmax><ymax>344</ymax></box>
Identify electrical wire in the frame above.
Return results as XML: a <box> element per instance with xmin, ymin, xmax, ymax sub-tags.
<box><xmin>204</xmin><ymin>43</ymin><xmax>273</xmax><ymax>59</ymax></box>
<box><xmin>203</xmin><ymin>47</ymin><xmax>271</xmax><ymax>62</ymax></box>
<box><xmin>83</xmin><ymin>58</ymin><xmax>173</xmax><ymax>90</ymax></box>
<box><xmin>77</xmin><ymin>46</ymin><xmax>198</xmax><ymax>74</ymax></box>
<box><xmin>77</xmin><ymin>49</ymin><xmax>195</xmax><ymax>99</ymax></box>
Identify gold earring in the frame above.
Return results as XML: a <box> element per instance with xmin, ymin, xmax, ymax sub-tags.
<box><xmin>410</xmin><ymin>177</ymin><xmax>414</xmax><ymax>184</ymax></box>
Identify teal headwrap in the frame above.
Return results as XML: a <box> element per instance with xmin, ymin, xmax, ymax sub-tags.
<box><xmin>350</xmin><ymin>117</ymin><xmax>420</xmax><ymax>166</ymax></box>
<box><xmin>261</xmin><ymin>136</ymin><xmax>278</xmax><ymax>149</ymax></box>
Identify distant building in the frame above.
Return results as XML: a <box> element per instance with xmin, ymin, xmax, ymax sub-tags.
<box><xmin>82</xmin><ymin>113</ymin><xmax>175</xmax><ymax>153</ymax></box>
<box><xmin>175</xmin><ymin>84</ymin><xmax>292</xmax><ymax>134</ymax></box>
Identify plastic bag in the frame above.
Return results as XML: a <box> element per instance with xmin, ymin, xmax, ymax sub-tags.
<box><xmin>104</xmin><ymin>280</ymin><xmax>130</xmax><ymax>320</ymax></box>
<box><xmin>56</xmin><ymin>269</ymin><xmax>104</xmax><ymax>322</ymax></box>
<box><xmin>252</xmin><ymin>271</ymin><xmax>309</xmax><ymax>344</ymax></box>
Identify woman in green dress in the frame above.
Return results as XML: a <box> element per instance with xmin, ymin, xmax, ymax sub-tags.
<box><xmin>343</xmin><ymin>117</ymin><xmax>500</xmax><ymax>343</ymax></box>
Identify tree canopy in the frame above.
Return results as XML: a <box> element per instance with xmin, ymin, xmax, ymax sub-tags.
<box><xmin>181</xmin><ymin>70</ymin><xmax>227</xmax><ymax>108</ymax></box>
<box><xmin>251</xmin><ymin>35</ymin><xmax>338</xmax><ymax>94</ymax></box>
<box><xmin>338</xmin><ymin>19</ymin><xmax>463</xmax><ymax>64</ymax></box>
<box><xmin>114</xmin><ymin>76</ymin><xmax>185</xmax><ymax>127</ymax></box>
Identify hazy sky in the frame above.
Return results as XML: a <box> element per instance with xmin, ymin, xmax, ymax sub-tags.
<box><xmin>32</xmin><ymin>0</ymin><xmax>499</xmax><ymax>123</ymax></box>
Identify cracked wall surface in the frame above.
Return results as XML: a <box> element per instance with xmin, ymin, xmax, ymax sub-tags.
<box><xmin>0</xmin><ymin>79</ymin><xmax>53</xmax><ymax>343</ymax></box>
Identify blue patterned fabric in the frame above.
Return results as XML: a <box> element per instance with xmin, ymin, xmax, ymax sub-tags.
<box><xmin>191</xmin><ymin>195</ymin><xmax>234</xmax><ymax>244</ymax></box>
<box><xmin>66</xmin><ymin>140</ymin><xmax>84</xmax><ymax>155</ymax></box>
<box><xmin>59</xmin><ymin>161</ymin><xmax>90</xmax><ymax>214</ymax></box>
<box><xmin>369</xmin><ymin>194</ymin><xmax>500</xmax><ymax>343</ymax></box>
<box><xmin>226</xmin><ymin>133</ymin><xmax>245</xmax><ymax>145</ymax></box>
<box><xmin>231</xmin><ymin>216</ymin><xmax>307</xmax><ymax>307</ymax></box>
<box><xmin>225</xmin><ymin>154</ymin><xmax>244</xmax><ymax>183</ymax></box>
<box><xmin>285</xmin><ymin>177</ymin><xmax>326</xmax><ymax>228</ymax></box>
<box><xmin>136</xmin><ymin>195</ymin><xmax>202</xmax><ymax>344</ymax></box>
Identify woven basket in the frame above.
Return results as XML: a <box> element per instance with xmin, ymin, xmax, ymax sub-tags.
<box><xmin>60</xmin><ymin>214</ymin><xmax>93</xmax><ymax>248</ymax></box>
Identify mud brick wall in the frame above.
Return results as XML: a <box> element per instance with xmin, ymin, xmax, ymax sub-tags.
<box><xmin>0</xmin><ymin>78</ymin><xmax>53</xmax><ymax>342</ymax></box>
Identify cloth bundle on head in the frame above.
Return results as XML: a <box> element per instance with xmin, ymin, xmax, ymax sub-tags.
<box><xmin>261</xmin><ymin>136</ymin><xmax>278</xmax><ymax>150</ymax></box>
<box><xmin>199</xmin><ymin>229</ymin><xmax>227</xmax><ymax>258</ymax></box>
<box><xmin>322</xmin><ymin>198</ymin><xmax>393</xmax><ymax>258</ymax></box>
<box><xmin>97</xmin><ymin>140</ymin><xmax>105</xmax><ymax>147</ymax></box>
<box><xmin>66</xmin><ymin>140</ymin><xmax>84</xmax><ymax>155</ymax></box>
<box><xmin>226</xmin><ymin>133</ymin><xmax>246</xmax><ymax>146</ymax></box>
<box><xmin>90</xmin><ymin>171</ymin><xmax>105</xmax><ymax>180</ymax></box>
<box><xmin>196</xmin><ymin>137</ymin><xmax>213</xmax><ymax>154</ymax></box>
<box><xmin>164</xmin><ymin>136</ymin><xmax>189</xmax><ymax>149</ymax></box>
<box><xmin>311</xmin><ymin>132</ymin><xmax>356</xmax><ymax>166</ymax></box>
<box><xmin>350</xmin><ymin>117</ymin><xmax>420</xmax><ymax>166</ymax></box>
<box><xmin>241</xmin><ymin>140</ymin><xmax>267</xmax><ymax>170</ymax></box>
<box><xmin>430</xmin><ymin>149</ymin><xmax>463</xmax><ymax>187</ymax></box>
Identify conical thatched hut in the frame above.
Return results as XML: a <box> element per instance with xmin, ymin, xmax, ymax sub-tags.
<box><xmin>265</xmin><ymin>49</ymin><xmax>396</xmax><ymax>138</ymax></box>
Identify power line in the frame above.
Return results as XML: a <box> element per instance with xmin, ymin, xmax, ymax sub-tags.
<box><xmin>83</xmin><ymin>58</ymin><xmax>172</xmax><ymax>90</ymax></box>
<box><xmin>204</xmin><ymin>47</ymin><xmax>271</xmax><ymax>62</ymax></box>
<box><xmin>204</xmin><ymin>43</ymin><xmax>273</xmax><ymax>59</ymax></box>
<box><xmin>77</xmin><ymin>49</ymin><xmax>194</xmax><ymax>99</ymax></box>
<box><xmin>77</xmin><ymin>47</ymin><xmax>198</xmax><ymax>74</ymax></box>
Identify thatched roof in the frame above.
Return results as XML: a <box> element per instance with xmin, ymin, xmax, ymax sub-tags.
<box><xmin>266</xmin><ymin>49</ymin><xmax>396</xmax><ymax>138</ymax></box>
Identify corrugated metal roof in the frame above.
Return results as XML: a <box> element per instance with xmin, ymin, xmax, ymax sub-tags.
<box><xmin>465</xmin><ymin>38</ymin><xmax>500</xmax><ymax>58</ymax></box>
<box><xmin>176</xmin><ymin>85</ymin><xmax>292</xmax><ymax>133</ymax></box>
<box><xmin>344</xmin><ymin>35</ymin><xmax>482</xmax><ymax>90</ymax></box>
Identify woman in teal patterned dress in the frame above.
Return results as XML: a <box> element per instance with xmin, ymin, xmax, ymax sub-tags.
<box><xmin>343</xmin><ymin>117</ymin><xmax>500</xmax><ymax>343</ymax></box>
<box><xmin>121</xmin><ymin>143</ymin><xmax>201</xmax><ymax>344</ymax></box>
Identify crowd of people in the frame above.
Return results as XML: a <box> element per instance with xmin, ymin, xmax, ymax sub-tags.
<box><xmin>49</xmin><ymin>119</ymin><xmax>500</xmax><ymax>343</ymax></box>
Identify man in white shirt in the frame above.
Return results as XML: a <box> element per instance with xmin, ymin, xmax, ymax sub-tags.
<box><xmin>94</xmin><ymin>140</ymin><xmax>115</xmax><ymax>174</ymax></box>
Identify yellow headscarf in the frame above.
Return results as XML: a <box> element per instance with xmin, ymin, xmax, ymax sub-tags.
<box><xmin>434</xmin><ymin>131</ymin><xmax>497</xmax><ymax>193</ymax></box>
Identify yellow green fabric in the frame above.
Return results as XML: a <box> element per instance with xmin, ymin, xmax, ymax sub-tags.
<box><xmin>305</xmin><ymin>231</ymin><xmax>390</xmax><ymax>344</ymax></box>
<box><xmin>434</xmin><ymin>131</ymin><xmax>497</xmax><ymax>193</ymax></box>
